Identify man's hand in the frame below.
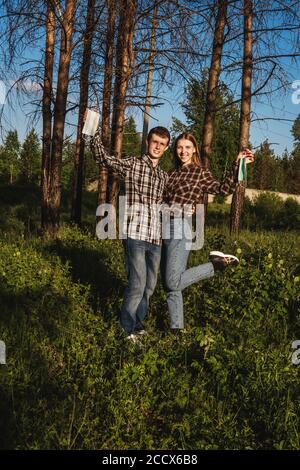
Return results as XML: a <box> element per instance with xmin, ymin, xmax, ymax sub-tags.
<box><xmin>236</xmin><ymin>148</ymin><xmax>254</xmax><ymax>164</ymax></box>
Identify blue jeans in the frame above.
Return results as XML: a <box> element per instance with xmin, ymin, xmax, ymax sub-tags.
<box><xmin>121</xmin><ymin>238</ymin><xmax>161</xmax><ymax>335</ymax></box>
<box><xmin>161</xmin><ymin>218</ymin><xmax>214</xmax><ymax>329</ymax></box>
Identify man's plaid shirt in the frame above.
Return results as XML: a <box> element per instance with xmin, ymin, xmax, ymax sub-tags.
<box><xmin>91</xmin><ymin>130</ymin><xmax>168</xmax><ymax>245</ymax></box>
<box><xmin>163</xmin><ymin>162</ymin><xmax>239</xmax><ymax>215</ymax></box>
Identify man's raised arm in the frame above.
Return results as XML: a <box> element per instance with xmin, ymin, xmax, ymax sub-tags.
<box><xmin>83</xmin><ymin>109</ymin><xmax>133</xmax><ymax>178</ymax></box>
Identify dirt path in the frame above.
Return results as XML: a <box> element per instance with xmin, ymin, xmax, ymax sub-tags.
<box><xmin>209</xmin><ymin>188</ymin><xmax>300</xmax><ymax>204</ymax></box>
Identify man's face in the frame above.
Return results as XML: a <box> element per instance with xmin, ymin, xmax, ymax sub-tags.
<box><xmin>147</xmin><ymin>133</ymin><xmax>169</xmax><ymax>161</ymax></box>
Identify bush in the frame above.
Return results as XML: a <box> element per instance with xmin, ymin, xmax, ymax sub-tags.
<box><xmin>241</xmin><ymin>192</ymin><xmax>300</xmax><ymax>231</ymax></box>
<box><xmin>207</xmin><ymin>193</ymin><xmax>300</xmax><ymax>232</ymax></box>
<box><xmin>206</xmin><ymin>203</ymin><xmax>230</xmax><ymax>228</ymax></box>
<box><xmin>252</xmin><ymin>192</ymin><xmax>283</xmax><ymax>229</ymax></box>
<box><xmin>279</xmin><ymin>198</ymin><xmax>300</xmax><ymax>230</ymax></box>
<box><xmin>0</xmin><ymin>183</ymin><xmax>98</xmax><ymax>238</ymax></box>
<box><xmin>213</xmin><ymin>194</ymin><xmax>226</xmax><ymax>204</ymax></box>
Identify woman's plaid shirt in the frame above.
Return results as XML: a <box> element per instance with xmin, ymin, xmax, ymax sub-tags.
<box><xmin>91</xmin><ymin>130</ymin><xmax>168</xmax><ymax>245</ymax></box>
<box><xmin>163</xmin><ymin>162</ymin><xmax>239</xmax><ymax>213</ymax></box>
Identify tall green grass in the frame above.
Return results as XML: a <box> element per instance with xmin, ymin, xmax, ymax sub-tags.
<box><xmin>1</xmin><ymin>225</ymin><xmax>299</xmax><ymax>449</ymax></box>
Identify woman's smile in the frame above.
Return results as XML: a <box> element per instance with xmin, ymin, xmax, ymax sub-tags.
<box><xmin>176</xmin><ymin>138</ymin><xmax>196</xmax><ymax>166</ymax></box>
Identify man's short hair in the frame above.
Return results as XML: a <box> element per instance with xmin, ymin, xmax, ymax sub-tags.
<box><xmin>147</xmin><ymin>126</ymin><xmax>170</xmax><ymax>145</ymax></box>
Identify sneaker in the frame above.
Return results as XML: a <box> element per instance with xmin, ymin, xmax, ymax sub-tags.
<box><xmin>126</xmin><ymin>333</ymin><xmax>142</xmax><ymax>344</ymax></box>
<box><xmin>135</xmin><ymin>329</ymin><xmax>147</xmax><ymax>336</ymax></box>
<box><xmin>209</xmin><ymin>250</ymin><xmax>239</xmax><ymax>271</ymax></box>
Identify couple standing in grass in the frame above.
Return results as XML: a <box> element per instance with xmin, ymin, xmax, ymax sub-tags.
<box><xmin>87</xmin><ymin>115</ymin><xmax>254</xmax><ymax>343</ymax></box>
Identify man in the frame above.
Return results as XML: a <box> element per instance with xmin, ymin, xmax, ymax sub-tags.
<box><xmin>88</xmin><ymin>119</ymin><xmax>170</xmax><ymax>342</ymax></box>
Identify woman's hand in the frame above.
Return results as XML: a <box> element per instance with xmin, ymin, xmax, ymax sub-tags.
<box><xmin>235</xmin><ymin>148</ymin><xmax>254</xmax><ymax>164</ymax></box>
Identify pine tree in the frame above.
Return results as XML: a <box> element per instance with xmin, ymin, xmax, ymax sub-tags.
<box><xmin>289</xmin><ymin>147</ymin><xmax>300</xmax><ymax>194</ymax></box>
<box><xmin>250</xmin><ymin>141</ymin><xmax>286</xmax><ymax>192</ymax></box>
<box><xmin>0</xmin><ymin>130</ymin><xmax>20</xmax><ymax>184</ymax></box>
<box><xmin>289</xmin><ymin>114</ymin><xmax>300</xmax><ymax>194</ymax></box>
<box><xmin>291</xmin><ymin>115</ymin><xmax>300</xmax><ymax>142</ymax></box>
<box><xmin>122</xmin><ymin>116</ymin><xmax>141</xmax><ymax>156</ymax></box>
<box><xmin>230</xmin><ymin>0</ymin><xmax>253</xmax><ymax>235</ymax></box>
<box><xmin>252</xmin><ymin>141</ymin><xmax>274</xmax><ymax>190</ymax></box>
<box><xmin>20</xmin><ymin>129</ymin><xmax>41</xmax><ymax>183</ymax></box>
<box><xmin>171</xmin><ymin>75</ymin><xmax>240</xmax><ymax>179</ymax></box>
<box><xmin>61</xmin><ymin>139</ymin><xmax>97</xmax><ymax>190</ymax></box>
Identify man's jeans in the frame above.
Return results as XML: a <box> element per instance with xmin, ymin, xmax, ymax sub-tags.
<box><xmin>161</xmin><ymin>218</ymin><xmax>214</xmax><ymax>329</ymax></box>
<box><xmin>121</xmin><ymin>237</ymin><xmax>161</xmax><ymax>335</ymax></box>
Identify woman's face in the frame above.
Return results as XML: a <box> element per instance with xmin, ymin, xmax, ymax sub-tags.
<box><xmin>176</xmin><ymin>139</ymin><xmax>196</xmax><ymax>166</ymax></box>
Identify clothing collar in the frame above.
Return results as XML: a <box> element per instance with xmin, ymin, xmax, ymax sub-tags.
<box><xmin>142</xmin><ymin>153</ymin><xmax>161</xmax><ymax>171</ymax></box>
<box><xmin>179</xmin><ymin>162</ymin><xmax>197</xmax><ymax>171</ymax></box>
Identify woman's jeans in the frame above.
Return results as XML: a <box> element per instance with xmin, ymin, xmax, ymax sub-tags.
<box><xmin>121</xmin><ymin>237</ymin><xmax>161</xmax><ymax>335</ymax></box>
<box><xmin>162</xmin><ymin>218</ymin><xmax>214</xmax><ymax>329</ymax></box>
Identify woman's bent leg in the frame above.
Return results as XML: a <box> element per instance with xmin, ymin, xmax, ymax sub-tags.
<box><xmin>162</xmin><ymin>218</ymin><xmax>215</xmax><ymax>329</ymax></box>
<box><xmin>178</xmin><ymin>262</ymin><xmax>214</xmax><ymax>291</ymax></box>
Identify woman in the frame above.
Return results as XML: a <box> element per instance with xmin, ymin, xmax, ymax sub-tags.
<box><xmin>161</xmin><ymin>132</ymin><xmax>254</xmax><ymax>331</ymax></box>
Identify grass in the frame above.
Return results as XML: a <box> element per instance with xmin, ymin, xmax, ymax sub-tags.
<box><xmin>0</xmin><ymin>183</ymin><xmax>299</xmax><ymax>449</ymax></box>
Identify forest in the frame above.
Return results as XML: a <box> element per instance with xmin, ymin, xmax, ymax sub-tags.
<box><xmin>0</xmin><ymin>0</ymin><xmax>299</xmax><ymax>451</ymax></box>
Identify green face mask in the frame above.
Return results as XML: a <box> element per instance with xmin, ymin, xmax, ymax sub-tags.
<box><xmin>238</xmin><ymin>157</ymin><xmax>247</xmax><ymax>182</ymax></box>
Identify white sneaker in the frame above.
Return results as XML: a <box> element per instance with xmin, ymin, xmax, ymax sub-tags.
<box><xmin>135</xmin><ymin>329</ymin><xmax>147</xmax><ymax>336</ymax></box>
<box><xmin>126</xmin><ymin>333</ymin><xmax>142</xmax><ymax>344</ymax></box>
<box><xmin>209</xmin><ymin>251</ymin><xmax>239</xmax><ymax>271</ymax></box>
<box><xmin>209</xmin><ymin>250</ymin><xmax>237</xmax><ymax>258</ymax></box>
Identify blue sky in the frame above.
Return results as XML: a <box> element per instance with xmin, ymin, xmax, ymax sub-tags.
<box><xmin>132</xmin><ymin>56</ymin><xmax>300</xmax><ymax>156</ymax></box>
<box><xmin>2</xmin><ymin>78</ymin><xmax>299</xmax><ymax>157</ymax></box>
<box><xmin>133</xmin><ymin>84</ymin><xmax>300</xmax><ymax>155</ymax></box>
<box><xmin>1</xmin><ymin>3</ymin><xmax>300</xmax><ymax>158</ymax></box>
<box><xmin>2</xmin><ymin>59</ymin><xmax>299</xmax><ymax>158</ymax></box>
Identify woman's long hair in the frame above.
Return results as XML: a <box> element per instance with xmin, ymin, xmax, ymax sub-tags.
<box><xmin>173</xmin><ymin>133</ymin><xmax>202</xmax><ymax>169</ymax></box>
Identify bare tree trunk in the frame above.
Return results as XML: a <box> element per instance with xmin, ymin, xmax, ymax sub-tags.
<box><xmin>46</xmin><ymin>0</ymin><xmax>76</xmax><ymax>236</ymax></box>
<box><xmin>230</xmin><ymin>0</ymin><xmax>253</xmax><ymax>234</ymax></box>
<box><xmin>141</xmin><ymin>1</ymin><xmax>158</xmax><ymax>155</ymax></box>
<box><xmin>201</xmin><ymin>0</ymin><xmax>228</xmax><ymax>167</ymax></box>
<box><xmin>108</xmin><ymin>0</ymin><xmax>136</xmax><ymax>209</ymax></box>
<box><xmin>41</xmin><ymin>0</ymin><xmax>55</xmax><ymax>231</ymax></box>
<box><xmin>200</xmin><ymin>0</ymin><xmax>228</xmax><ymax>217</ymax></box>
<box><xmin>71</xmin><ymin>0</ymin><xmax>96</xmax><ymax>225</ymax></box>
<box><xmin>97</xmin><ymin>0</ymin><xmax>116</xmax><ymax>209</ymax></box>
